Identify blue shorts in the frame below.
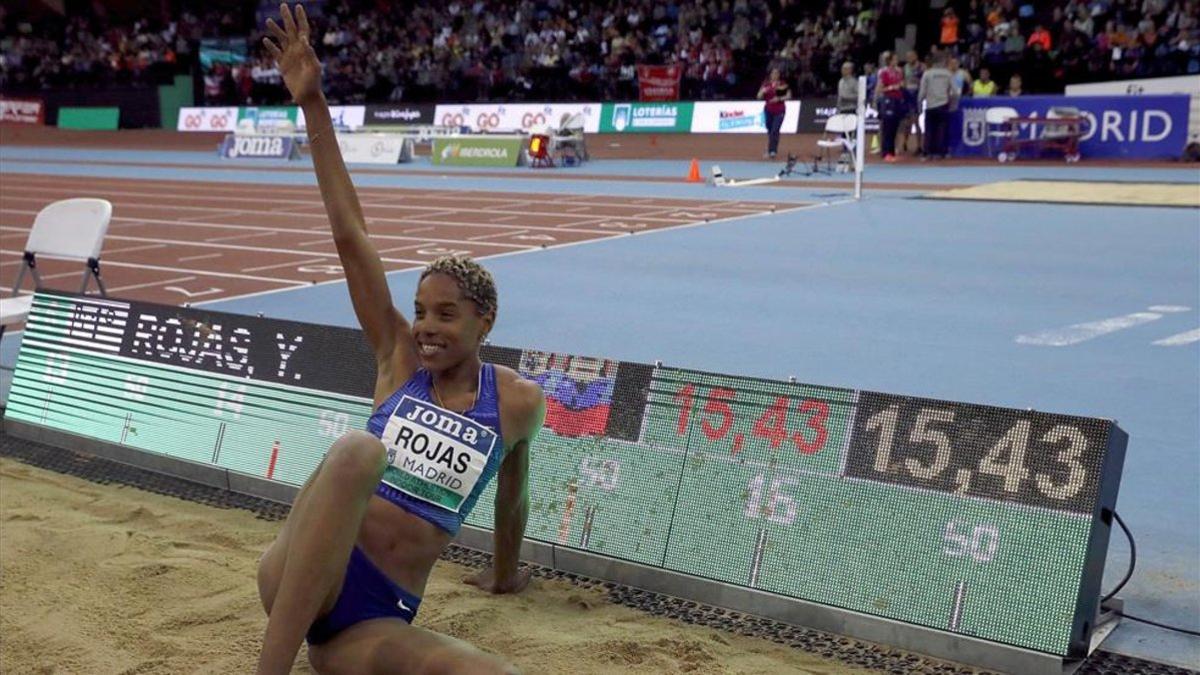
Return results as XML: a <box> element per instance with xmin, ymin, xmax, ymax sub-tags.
<box><xmin>306</xmin><ymin>547</ymin><xmax>423</xmax><ymax>645</ymax></box>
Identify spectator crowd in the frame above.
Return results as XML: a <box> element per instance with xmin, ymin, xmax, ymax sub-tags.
<box><xmin>2</xmin><ymin>0</ymin><xmax>1197</xmax><ymax>108</ymax></box>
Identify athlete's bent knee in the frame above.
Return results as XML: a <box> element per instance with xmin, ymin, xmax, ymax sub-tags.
<box><xmin>323</xmin><ymin>430</ymin><xmax>386</xmax><ymax>486</ymax></box>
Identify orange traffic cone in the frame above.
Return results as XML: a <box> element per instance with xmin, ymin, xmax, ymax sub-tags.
<box><xmin>686</xmin><ymin>158</ymin><xmax>702</xmax><ymax>183</ymax></box>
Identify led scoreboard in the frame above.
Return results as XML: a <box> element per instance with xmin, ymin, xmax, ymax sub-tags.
<box><xmin>4</xmin><ymin>292</ymin><xmax>1126</xmax><ymax>660</ymax></box>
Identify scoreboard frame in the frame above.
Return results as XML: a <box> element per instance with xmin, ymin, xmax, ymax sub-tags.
<box><xmin>1</xmin><ymin>291</ymin><xmax>1128</xmax><ymax>674</ymax></box>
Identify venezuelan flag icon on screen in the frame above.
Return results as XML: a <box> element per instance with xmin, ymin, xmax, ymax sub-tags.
<box><xmin>519</xmin><ymin>351</ymin><xmax>617</xmax><ymax>437</ymax></box>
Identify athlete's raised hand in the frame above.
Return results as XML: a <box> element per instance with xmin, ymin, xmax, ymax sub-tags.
<box><xmin>263</xmin><ymin>3</ymin><xmax>322</xmax><ymax>105</ymax></box>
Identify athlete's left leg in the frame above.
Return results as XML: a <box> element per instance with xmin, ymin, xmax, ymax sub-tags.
<box><xmin>308</xmin><ymin>617</ymin><xmax>518</xmax><ymax>675</ymax></box>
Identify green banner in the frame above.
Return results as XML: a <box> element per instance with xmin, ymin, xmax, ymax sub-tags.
<box><xmin>158</xmin><ymin>75</ymin><xmax>194</xmax><ymax>131</ymax></box>
<box><xmin>599</xmin><ymin>102</ymin><xmax>694</xmax><ymax>133</ymax></box>
<box><xmin>57</xmin><ymin>107</ymin><xmax>120</xmax><ymax>130</ymax></box>
<box><xmin>431</xmin><ymin>135</ymin><xmax>524</xmax><ymax>167</ymax></box>
<box><xmin>237</xmin><ymin>106</ymin><xmax>298</xmax><ymax>130</ymax></box>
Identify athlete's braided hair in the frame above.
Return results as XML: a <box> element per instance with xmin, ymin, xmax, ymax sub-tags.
<box><xmin>420</xmin><ymin>255</ymin><xmax>498</xmax><ymax>317</ymax></box>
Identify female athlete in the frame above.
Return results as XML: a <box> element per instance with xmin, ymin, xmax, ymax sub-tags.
<box><xmin>256</xmin><ymin>5</ymin><xmax>545</xmax><ymax>673</ymax></box>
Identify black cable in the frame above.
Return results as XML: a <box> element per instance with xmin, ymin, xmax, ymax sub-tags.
<box><xmin>1101</xmin><ymin>511</ymin><xmax>1134</xmax><ymax>603</ymax></box>
<box><xmin>1109</xmin><ymin>610</ymin><xmax>1200</xmax><ymax>637</ymax></box>
<box><xmin>1099</xmin><ymin>510</ymin><xmax>1200</xmax><ymax>637</ymax></box>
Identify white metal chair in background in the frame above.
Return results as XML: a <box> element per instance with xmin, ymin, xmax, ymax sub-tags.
<box><xmin>985</xmin><ymin>106</ymin><xmax>1019</xmax><ymax>160</ymax></box>
<box><xmin>815</xmin><ymin>113</ymin><xmax>858</xmax><ymax>174</ymax></box>
<box><xmin>0</xmin><ymin>198</ymin><xmax>112</xmax><ymax>341</ymax></box>
<box><xmin>549</xmin><ymin>112</ymin><xmax>589</xmax><ymax>164</ymax></box>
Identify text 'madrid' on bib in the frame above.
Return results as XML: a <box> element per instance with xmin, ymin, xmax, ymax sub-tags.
<box><xmin>380</xmin><ymin>395</ymin><xmax>498</xmax><ymax>513</ymax></box>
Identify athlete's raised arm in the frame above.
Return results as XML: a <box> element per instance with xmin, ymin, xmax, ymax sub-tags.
<box><xmin>264</xmin><ymin>3</ymin><xmax>416</xmax><ymax>395</ymax></box>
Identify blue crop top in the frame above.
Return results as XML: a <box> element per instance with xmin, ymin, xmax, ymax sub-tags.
<box><xmin>368</xmin><ymin>364</ymin><xmax>504</xmax><ymax>535</ymax></box>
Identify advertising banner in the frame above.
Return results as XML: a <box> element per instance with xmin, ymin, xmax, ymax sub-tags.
<box><xmin>637</xmin><ymin>64</ymin><xmax>682</xmax><ymax>101</ymax></box>
<box><xmin>1065</xmin><ymin>75</ymin><xmax>1199</xmax><ymax>142</ymax></box>
<box><xmin>364</xmin><ymin>103</ymin><xmax>435</xmax><ymax>126</ymax></box>
<box><xmin>950</xmin><ymin>94</ymin><xmax>1190</xmax><ymax>159</ymax></box>
<box><xmin>796</xmin><ymin>97</ymin><xmax>879</xmax><ymax>133</ymax></box>
<box><xmin>336</xmin><ymin>133</ymin><xmax>412</xmax><ymax>164</ymax></box>
<box><xmin>295</xmin><ymin>105</ymin><xmax>365</xmax><ymax>132</ymax></box>
<box><xmin>431</xmin><ymin>135</ymin><xmax>524</xmax><ymax>166</ymax></box>
<box><xmin>433</xmin><ymin>103</ymin><xmax>601</xmax><ymax>133</ymax></box>
<box><xmin>0</xmin><ymin>98</ymin><xmax>44</xmax><ymax>124</ymax></box>
<box><xmin>177</xmin><ymin>106</ymin><xmax>238</xmax><ymax>132</ymax></box>
<box><xmin>689</xmin><ymin>100</ymin><xmax>802</xmax><ymax>134</ymax></box>
<box><xmin>598</xmin><ymin>102</ymin><xmax>694</xmax><ymax>133</ymax></box>
<box><xmin>219</xmin><ymin>134</ymin><xmax>300</xmax><ymax>159</ymax></box>
<box><xmin>237</xmin><ymin>106</ymin><xmax>299</xmax><ymax>132</ymax></box>
<box><xmin>58</xmin><ymin>107</ymin><xmax>119</xmax><ymax>130</ymax></box>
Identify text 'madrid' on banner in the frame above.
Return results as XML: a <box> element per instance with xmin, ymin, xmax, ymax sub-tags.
<box><xmin>951</xmin><ymin>94</ymin><xmax>1190</xmax><ymax>159</ymax></box>
<box><xmin>6</xmin><ymin>291</ymin><xmax>1127</xmax><ymax>660</ymax></box>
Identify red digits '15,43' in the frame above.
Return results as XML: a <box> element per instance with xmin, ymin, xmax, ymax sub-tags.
<box><xmin>672</xmin><ymin>384</ymin><xmax>829</xmax><ymax>456</ymax></box>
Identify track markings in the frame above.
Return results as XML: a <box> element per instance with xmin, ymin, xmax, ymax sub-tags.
<box><xmin>1152</xmin><ymin>328</ymin><xmax>1200</xmax><ymax>347</ymax></box>
<box><xmin>164</xmin><ymin>284</ymin><xmax>223</xmax><ymax>299</ymax></box>
<box><xmin>0</xmin><ymin>173</ymin><xmax>805</xmax><ymax>308</ymax></box>
<box><xmin>1016</xmin><ymin>305</ymin><xmax>1193</xmax><ymax>347</ymax></box>
<box><xmin>178</xmin><ymin>252</ymin><xmax>225</xmax><ymax>262</ymax></box>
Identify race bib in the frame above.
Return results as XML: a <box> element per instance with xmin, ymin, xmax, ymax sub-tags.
<box><xmin>379</xmin><ymin>395</ymin><xmax>498</xmax><ymax>513</ymax></box>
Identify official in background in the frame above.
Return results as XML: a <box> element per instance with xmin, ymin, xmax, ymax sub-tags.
<box><xmin>877</xmin><ymin>52</ymin><xmax>905</xmax><ymax>162</ymax></box>
<box><xmin>757</xmin><ymin>68</ymin><xmax>791</xmax><ymax>159</ymax></box>
<box><xmin>918</xmin><ymin>53</ymin><xmax>960</xmax><ymax>160</ymax></box>
<box><xmin>836</xmin><ymin>61</ymin><xmax>859</xmax><ymax>113</ymax></box>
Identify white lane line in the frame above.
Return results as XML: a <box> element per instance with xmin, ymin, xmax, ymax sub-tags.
<box><xmin>110</xmin><ymin>276</ymin><xmax>197</xmax><ymax>293</ymax></box>
<box><xmin>470</xmin><ymin>229</ymin><xmax>529</xmax><ymax>241</ymax></box>
<box><xmin>178</xmin><ymin>252</ymin><xmax>225</xmax><ymax>262</ymax></box>
<box><xmin>243</xmin><ymin>258</ymin><xmax>326</xmax><ymax>273</ymax></box>
<box><xmin>0</xmin><ymin>225</ymin><xmax>382</xmax><ymax>261</ymax></box>
<box><xmin>1148</xmin><ymin>305</ymin><xmax>1191</xmax><ymax>313</ymax></box>
<box><xmin>1152</xmin><ymin>328</ymin><xmax>1200</xmax><ymax>346</ymax></box>
<box><xmin>206</xmin><ymin>231</ymin><xmax>279</xmax><ymax>243</ymax></box>
<box><xmin>5</xmin><ymin>251</ymin><xmax>306</xmax><ymax>285</ymax></box>
<box><xmin>1016</xmin><ymin>310</ymin><xmax>1165</xmax><ymax>346</ymax></box>
<box><xmin>491</xmin><ymin>215</ymin><xmax>521</xmax><ymax>222</ymax></box>
<box><xmin>103</xmin><ymin>243</ymin><xmax>168</xmax><ymax>255</ymax></box>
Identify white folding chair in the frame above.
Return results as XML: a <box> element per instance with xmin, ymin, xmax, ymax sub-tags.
<box><xmin>550</xmin><ymin>112</ymin><xmax>589</xmax><ymax>164</ymax></box>
<box><xmin>985</xmin><ymin>106</ymin><xmax>1019</xmax><ymax>160</ymax></box>
<box><xmin>815</xmin><ymin>113</ymin><xmax>858</xmax><ymax>174</ymax></box>
<box><xmin>1</xmin><ymin>198</ymin><xmax>112</xmax><ymax>341</ymax></box>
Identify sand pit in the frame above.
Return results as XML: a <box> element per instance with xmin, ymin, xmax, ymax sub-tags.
<box><xmin>0</xmin><ymin>457</ymin><xmax>865</xmax><ymax>674</ymax></box>
<box><xmin>926</xmin><ymin>179</ymin><xmax>1200</xmax><ymax>208</ymax></box>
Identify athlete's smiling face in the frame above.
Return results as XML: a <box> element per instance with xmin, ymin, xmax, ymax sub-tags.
<box><xmin>412</xmin><ymin>272</ymin><xmax>493</xmax><ymax>369</ymax></box>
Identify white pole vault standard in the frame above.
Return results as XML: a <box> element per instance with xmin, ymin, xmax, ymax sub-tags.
<box><xmin>854</xmin><ymin>74</ymin><xmax>866</xmax><ymax>200</ymax></box>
